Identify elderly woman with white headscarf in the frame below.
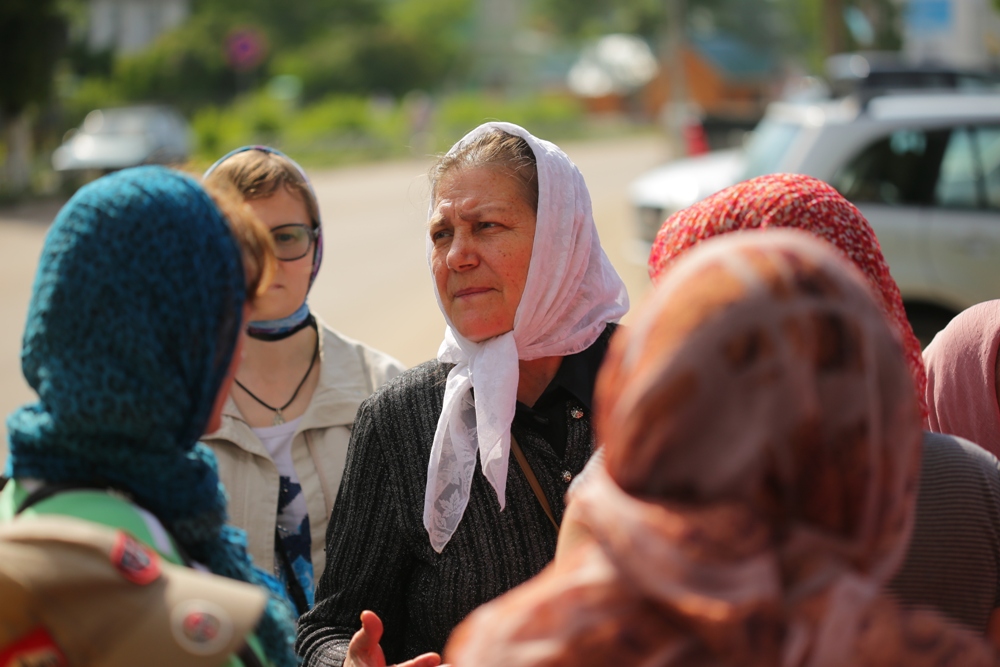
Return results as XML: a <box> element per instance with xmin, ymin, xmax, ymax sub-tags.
<box><xmin>296</xmin><ymin>123</ymin><xmax>629</xmax><ymax>667</ymax></box>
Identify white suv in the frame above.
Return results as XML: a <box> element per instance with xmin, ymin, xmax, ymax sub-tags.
<box><xmin>631</xmin><ymin>92</ymin><xmax>1000</xmax><ymax>343</ymax></box>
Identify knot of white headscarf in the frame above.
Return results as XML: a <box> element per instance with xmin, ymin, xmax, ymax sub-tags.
<box><xmin>423</xmin><ymin>122</ymin><xmax>629</xmax><ymax>552</ymax></box>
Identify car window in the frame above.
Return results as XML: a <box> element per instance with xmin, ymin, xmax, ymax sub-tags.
<box><xmin>936</xmin><ymin>128</ymin><xmax>980</xmax><ymax>209</ymax></box>
<box><xmin>975</xmin><ymin>127</ymin><xmax>1000</xmax><ymax>209</ymax></box>
<box><xmin>832</xmin><ymin>129</ymin><xmax>949</xmax><ymax>206</ymax></box>
<box><xmin>742</xmin><ymin>121</ymin><xmax>801</xmax><ymax>179</ymax></box>
<box><xmin>929</xmin><ymin>126</ymin><xmax>1000</xmax><ymax>211</ymax></box>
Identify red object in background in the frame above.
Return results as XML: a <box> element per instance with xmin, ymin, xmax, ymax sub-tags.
<box><xmin>683</xmin><ymin>119</ymin><xmax>710</xmax><ymax>156</ymax></box>
<box><xmin>0</xmin><ymin>627</ymin><xmax>67</xmax><ymax>667</ymax></box>
<box><xmin>226</xmin><ymin>27</ymin><xmax>268</xmax><ymax>72</ymax></box>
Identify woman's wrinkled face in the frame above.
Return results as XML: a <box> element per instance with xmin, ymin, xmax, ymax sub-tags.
<box><xmin>245</xmin><ymin>186</ymin><xmax>314</xmax><ymax>321</ymax></box>
<box><xmin>430</xmin><ymin>166</ymin><xmax>537</xmax><ymax>342</ymax></box>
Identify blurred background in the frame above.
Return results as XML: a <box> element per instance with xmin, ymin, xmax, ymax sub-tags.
<box><xmin>1</xmin><ymin>0</ymin><xmax>948</xmax><ymax>194</ymax></box>
<box><xmin>2</xmin><ymin>0</ymin><xmax>1000</xmax><ymax>463</ymax></box>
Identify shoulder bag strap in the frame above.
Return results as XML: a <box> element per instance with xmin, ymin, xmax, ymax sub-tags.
<box><xmin>509</xmin><ymin>433</ymin><xmax>560</xmax><ymax>531</ymax></box>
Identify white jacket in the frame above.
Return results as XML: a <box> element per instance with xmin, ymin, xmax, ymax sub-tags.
<box><xmin>204</xmin><ymin>319</ymin><xmax>404</xmax><ymax>576</ymax></box>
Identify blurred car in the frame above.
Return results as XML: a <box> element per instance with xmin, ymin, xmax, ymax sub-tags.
<box><xmin>631</xmin><ymin>91</ymin><xmax>1000</xmax><ymax>344</ymax></box>
<box><xmin>825</xmin><ymin>52</ymin><xmax>1000</xmax><ymax>100</ymax></box>
<box><xmin>52</xmin><ymin>105</ymin><xmax>191</xmax><ymax>173</ymax></box>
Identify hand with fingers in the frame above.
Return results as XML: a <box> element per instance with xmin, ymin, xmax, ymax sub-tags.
<box><xmin>343</xmin><ymin>610</ymin><xmax>445</xmax><ymax>667</ymax></box>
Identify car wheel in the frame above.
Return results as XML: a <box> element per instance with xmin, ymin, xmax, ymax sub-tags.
<box><xmin>903</xmin><ymin>303</ymin><xmax>957</xmax><ymax>349</ymax></box>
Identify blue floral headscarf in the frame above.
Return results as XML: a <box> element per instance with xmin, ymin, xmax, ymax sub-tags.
<box><xmin>4</xmin><ymin>166</ymin><xmax>297</xmax><ymax>667</ymax></box>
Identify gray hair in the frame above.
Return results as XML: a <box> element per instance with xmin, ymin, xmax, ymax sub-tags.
<box><xmin>430</xmin><ymin>129</ymin><xmax>539</xmax><ymax>212</ymax></box>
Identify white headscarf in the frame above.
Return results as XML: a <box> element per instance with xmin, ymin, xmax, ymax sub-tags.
<box><xmin>423</xmin><ymin>122</ymin><xmax>629</xmax><ymax>552</ymax></box>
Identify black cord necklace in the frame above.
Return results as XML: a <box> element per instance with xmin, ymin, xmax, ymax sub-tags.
<box><xmin>234</xmin><ymin>331</ymin><xmax>319</xmax><ymax>426</ymax></box>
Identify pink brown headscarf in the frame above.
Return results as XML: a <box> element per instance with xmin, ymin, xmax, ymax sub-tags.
<box><xmin>446</xmin><ymin>231</ymin><xmax>996</xmax><ymax>667</ymax></box>
<box><xmin>648</xmin><ymin>173</ymin><xmax>927</xmax><ymax>416</ymax></box>
<box><xmin>923</xmin><ymin>301</ymin><xmax>1000</xmax><ymax>457</ymax></box>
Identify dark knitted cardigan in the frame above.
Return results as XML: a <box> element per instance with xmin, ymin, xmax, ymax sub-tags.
<box><xmin>297</xmin><ymin>328</ymin><xmax>614</xmax><ymax>666</ymax></box>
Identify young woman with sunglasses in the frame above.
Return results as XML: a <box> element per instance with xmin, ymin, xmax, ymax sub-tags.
<box><xmin>202</xmin><ymin>147</ymin><xmax>405</xmax><ymax>617</ymax></box>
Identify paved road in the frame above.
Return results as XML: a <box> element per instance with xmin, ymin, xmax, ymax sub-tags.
<box><xmin>0</xmin><ymin>134</ymin><xmax>669</xmax><ymax>467</ymax></box>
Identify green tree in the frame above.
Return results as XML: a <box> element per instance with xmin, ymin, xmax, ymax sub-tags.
<box><xmin>194</xmin><ymin>0</ymin><xmax>383</xmax><ymax>47</ymax></box>
<box><xmin>0</xmin><ymin>0</ymin><xmax>67</xmax><ymax>193</ymax></box>
<box><xmin>271</xmin><ymin>0</ymin><xmax>474</xmax><ymax>99</ymax></box>
<box><xmin>532</xmin><ymin>0</ymin><xmax>664</xmax><ymax>39</ymax></box>
<box><xmin>112</xmin><ymin>13</ymin><xmax>243</xmax><ymax>110</ymax></box>
<box><xmin>82</xmin><ymin>0</ymin><xmax>474</xmax><ymax>111</ymax></box>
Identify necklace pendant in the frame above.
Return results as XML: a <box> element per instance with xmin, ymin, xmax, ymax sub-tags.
<box><xmin>273</xmin><ymin>410</ymin><xmax>285</xmax><ymax>426</ymax></box>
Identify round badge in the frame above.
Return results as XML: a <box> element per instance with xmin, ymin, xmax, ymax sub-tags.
<box><xmin>170</xmin><ymin>600</ymin><xmax>234</xmax><ymax>656</ymax></box>
<box><xmin>110</xmin><ymin>532</ymin><xmax>161</xmax><ymax>585</ymax></box>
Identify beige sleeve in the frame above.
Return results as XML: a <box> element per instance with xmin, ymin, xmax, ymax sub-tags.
<box><xmin>357</xmin><ymin>345</ymin><xmax>406</xmax><ymax>394</ymax></box>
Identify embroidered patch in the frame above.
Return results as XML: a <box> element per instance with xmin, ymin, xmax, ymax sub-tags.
<box><xmin>0</xmin><ymin>627</ymin><xmax>68</xmax><ymax>667</ymax></box>
<box><xmin>110</xmin><ymin>531</ymin><xmax>161</xmax><ymax>585</ymax></box>
<box><xmin>170</xmin><ymin>600</ymin><xmax>234</xmax><ymax>656</ymax></box>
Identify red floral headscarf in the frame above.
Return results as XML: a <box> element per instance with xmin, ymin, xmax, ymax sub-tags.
<box><xmin>648</xmin><ymin>173</ymin><xmax>927</xmax><ymax>415</ymax></box>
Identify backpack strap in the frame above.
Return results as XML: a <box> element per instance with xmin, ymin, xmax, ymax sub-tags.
<box><xmin>10</xmin><ymin>480</ymin><xmax>195</xmax><ymax>566</ymax></box>
<box><xmin>15</xmin><ymin>481</ymin><xmax>110</xmax><ymax>516</ymax></box>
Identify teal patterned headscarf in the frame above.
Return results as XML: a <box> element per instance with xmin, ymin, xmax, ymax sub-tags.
<box><xmin>4</xmin><ymin>166</ymin><xmax>297</xmax><ymax>667</ymax></box>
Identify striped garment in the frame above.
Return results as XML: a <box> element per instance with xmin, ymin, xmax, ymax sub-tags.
<box><xmin>296</xmin><ymin>332</ymin><xmax>610</xmax><ymax>666</ymax></box>
<box><xmin>888</xmin><ymin>431</ymin><xmax>1000</xmax><ymax>631</ymax></box>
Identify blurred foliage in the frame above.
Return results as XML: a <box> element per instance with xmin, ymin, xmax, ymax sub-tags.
<box><xmin>3</xmin><ymin>0</ymin><xmax>907</xmax><ymax>197</ymax></box>
<box><xmin>112</xmin><ymin>13</ymin><xmax>239</xmax><ymax>109</ymax></box>
<box><xmin>532</xmin><ymin>0</ymin><xmax>665</xmax><ymax>41</ymax></box>
<box><xmin>774</xmin><ymin>0</ymin><xmax>901</xmax><ymax>68</ymax></box>
<box><xmin>22</xmin><ymin>0</ymin><xmax>599</xmax><ymax>181</ymax></box>
<box><xmin>189</xmin><ymin>89</ymin><xmax>584</xmax><ymax>167</ymax></box>
<box><xmin>850</xmin><ymin>0</ymin><xmax>902</xmax><ymax>51</ymax></box>
<box><xmin>0</xmin><ymin>0</ymin><xmax>68</xmax><ymax>116</ymax></box>
<box><xmin>54</xmin><ymin>0</ymin><xmax>904</xmax><ymax>135</ymax></box>
<box><xmin>195</xmin><ymin>0</ymin><xmax>382</xmax><ymax>46</ymax></box>
<box><xmin>58</xmin><ymin>76</ymin><xmax>125</xmax><ymax>130</ymax></box>
<box><xmin>437</xmin><ymin>92</ymin><xmax>583</xmax><ymax>138</ymax></box>
<box><xmin>272</xmin><ymin>24</ymin><xmax>451</xmax><ymax>100</ymax></box>
<box><xmin>532</xmin><ymin>0</ymin><xmax>902</xmax><ymax>73</ymax></box>
<box><xmin>69</xmin><ymin>0</ymin><xmax>473</xmax><ymax>112</ymax></box>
